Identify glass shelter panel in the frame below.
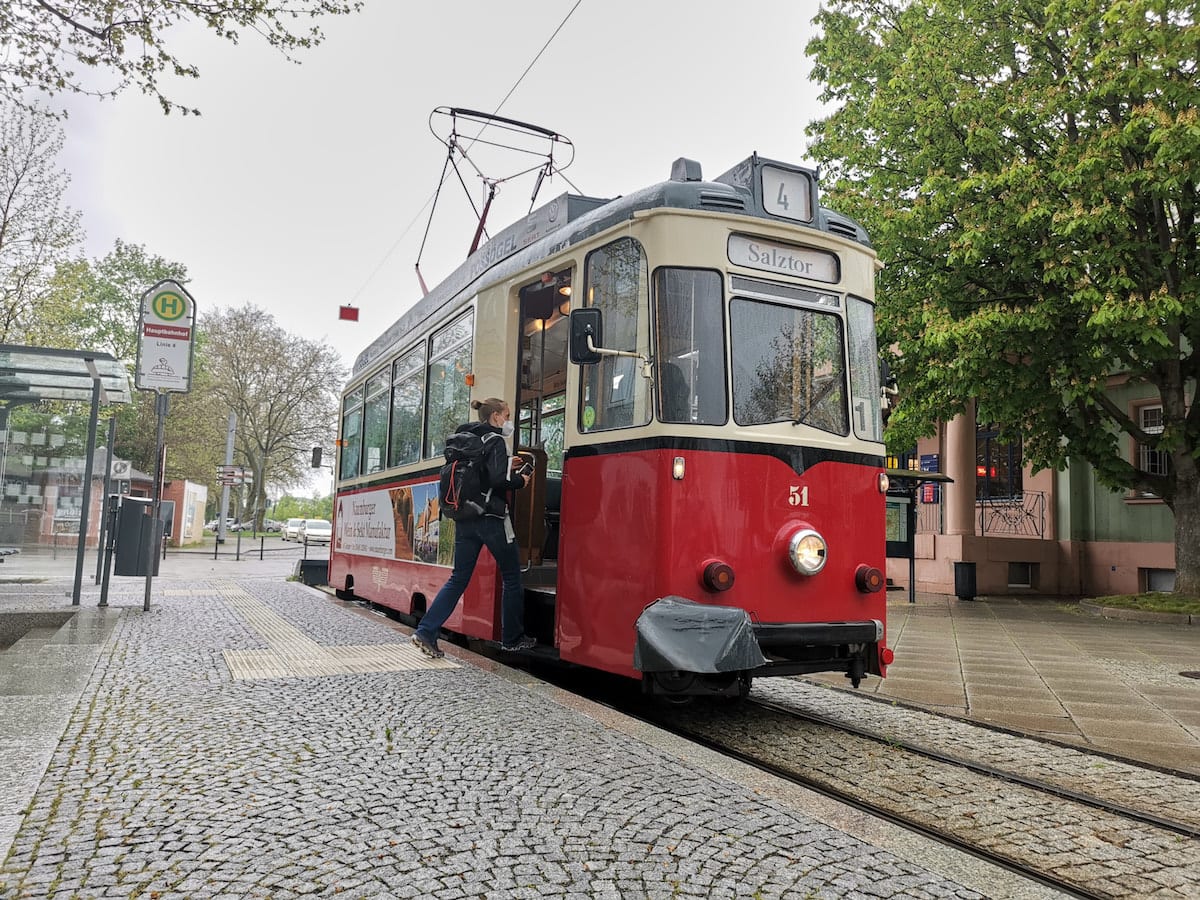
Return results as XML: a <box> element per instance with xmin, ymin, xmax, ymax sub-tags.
<box><xmin>654</xmin><ymin>269</ymin><xmax>727</xmax><ymax>424</ymax></box>
<box><xmin>580</xmin><ymin>238</ymin><xmax>652</xmax><ymax>433</ymax></box>
<box><xmin>730</xmin><ymin>298</ymin><xmax>848</xmax><ymax>435</ymax></box>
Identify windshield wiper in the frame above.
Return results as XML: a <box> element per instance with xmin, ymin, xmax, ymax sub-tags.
<box><xmin>791</xmin><ymin>377</ymin><xmax>841</xmax><ymax>426</ymax></box>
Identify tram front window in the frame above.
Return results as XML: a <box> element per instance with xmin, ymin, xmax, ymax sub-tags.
<box><xmin>654</xmin><ymin>269</ymin><xmax>726</xmax><ymax>424</ymax></box>
<box><xmin>730</xmin><ymin>297</ymin><xmax>849</xmax><ymax>435</ymax></box>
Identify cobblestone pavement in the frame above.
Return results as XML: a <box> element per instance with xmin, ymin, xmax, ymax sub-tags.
<box><xmin>1</xmin><ymin>576</ymin><xmax>990</xmax><ymax>900</ymax></box>
<box><xmin>659</xmin><ymin>684</ymin><xmax>1200</xmax><ymax>898</ymax></box>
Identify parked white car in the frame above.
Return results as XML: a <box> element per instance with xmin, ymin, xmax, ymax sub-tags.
<box><xmin>298</xmin><ymin>519</ymin><xmax>332</xmax><ymax>545</ymax></box>
<box><xmin>281</xmin><ymin>518</ymin><xmax>305</xmax><ymax>541</ymax></box>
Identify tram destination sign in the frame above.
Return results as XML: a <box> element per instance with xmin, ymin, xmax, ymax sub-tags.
<box><xmin>135</xmin><ymin>279</ymin><xmax>196</xmax><ymax>393</ymax></box>
<box><xmin>727</xmin><ymin>234</ymin><xmax>839</xmax><ymax>284</ymax></box>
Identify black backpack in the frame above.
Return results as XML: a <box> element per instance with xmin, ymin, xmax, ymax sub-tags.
<box><xmin>438</xmin><ymin>431</ymin><xmax>499</xmax><ymax>521</ymax></box>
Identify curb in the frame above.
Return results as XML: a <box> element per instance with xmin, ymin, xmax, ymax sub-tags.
<box><xmin>1078</xmin><ymin>599</ymin><xmax>1197</xmax><ymax>625</ymax></box>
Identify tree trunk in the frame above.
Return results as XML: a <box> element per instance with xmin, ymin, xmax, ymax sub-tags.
<box><xmin>1174</xmin><ymin>471</ymin><xmax>1200</xmax><ymax>595</ymax></box>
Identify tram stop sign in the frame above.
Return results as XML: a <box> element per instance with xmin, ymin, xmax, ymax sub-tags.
<box><xmin>135</xmin><ymin>279</ymin><xmax>196</xmax><ymax>393</ymax></box>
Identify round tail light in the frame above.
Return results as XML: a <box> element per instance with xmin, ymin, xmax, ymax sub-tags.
<box><xmin>701</xmin><ymin>560</ymin><xmax>736</xmax><ymax>592</ymax></box>
<box><xmin>855</xmin><ymin>565</ymin><xmax>884</xmax><ymax>593</ymax></box>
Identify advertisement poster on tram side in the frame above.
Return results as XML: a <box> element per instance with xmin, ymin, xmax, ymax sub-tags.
<box><xmin>334</xmin><ymin>482</ymin><xmax>453</xmax><ymax>566</ymax></box>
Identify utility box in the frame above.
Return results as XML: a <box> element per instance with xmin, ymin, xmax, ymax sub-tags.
<box><xmin>954</xmin><ymin>561</ymin><xmax>976</xmax><ymax>601</ymax></box>
<box><xmin>114</xmin><ymin>498</ymin><xmax>162</xmax><ymax>577</ymax></box>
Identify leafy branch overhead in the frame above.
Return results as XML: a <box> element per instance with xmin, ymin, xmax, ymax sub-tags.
<box><xmin>805</xmin><ymin>0</ymin><xmax>1198</xmax><ymax>591</ymax></box>
<box><xmin>0</xmin><ymin>0</ymin><xmax>364</xmax><ymax>115</ymax></box>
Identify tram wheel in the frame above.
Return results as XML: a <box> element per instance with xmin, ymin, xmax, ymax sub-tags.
<box><xmin>653</xmin><ymin>670</ymin><xmax>696</xmax><ymax>701</ymax></box>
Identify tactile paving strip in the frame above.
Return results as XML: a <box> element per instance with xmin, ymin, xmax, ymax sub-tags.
<box><xmin>218</xmin><ymin>585</ymin><xmax>455</xmax><ymax>679</ymax></box>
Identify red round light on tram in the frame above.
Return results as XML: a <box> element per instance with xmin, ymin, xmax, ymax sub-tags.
<box><xmin>880</xmin><ymin>647</ymin><xmax>895</xmax><ymax>665</ymax></box>
<box><xmin>701</xmin><ymin>560</ymin><xmax>736</xmax><ymax>592</ymax></box>
<box><xmin>855</xmin><ymin>564</ymin><xmax>884</xmax><ymax>593</ymax></box>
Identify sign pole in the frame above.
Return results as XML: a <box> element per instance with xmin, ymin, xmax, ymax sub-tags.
<box><xmin>94</xmin><ymin>416</ymin><xmax>118</xmax><ymax>583</ymax></box>
<box><xmin>144</xmin><ymin>391</ymin><xmax>168</xmax><ymax>612</ymax></box>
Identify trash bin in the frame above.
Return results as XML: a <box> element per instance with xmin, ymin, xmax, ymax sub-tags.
<box><xmin>295</xmin><ymin>559</ymin><xmax>328</xmax><ymax>587</ymax></box>
<box><xmin>113</xmin><ymin>498</ymin><xmax>161</xmax><ymax>577</ymax></box>
<box><xmin>953</xmin><ymin>561</ymin><xmax>976</xmax><ymax>601</ymax></box>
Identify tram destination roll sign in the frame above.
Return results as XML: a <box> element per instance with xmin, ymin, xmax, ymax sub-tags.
<box><xmin>135</xmin><ymin>280</ymin><xmax>196</xmax><ymax>393</ymax></box>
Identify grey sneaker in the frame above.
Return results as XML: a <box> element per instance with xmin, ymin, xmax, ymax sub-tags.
<box><xmin>411</xmin><ymin>633</ymin><xmax>444</xmax><ymax>659</ymax></box>
<box><xmin>501</xmin><ymin>635</ymin><xmax>537</xmax><ymax>652</ymax></box>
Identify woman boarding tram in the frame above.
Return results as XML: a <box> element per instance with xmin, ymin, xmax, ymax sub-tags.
<box><xmin>330</xmin><ymin>152</ymin><xmax>893</xmax><ymax>698</ymax></box>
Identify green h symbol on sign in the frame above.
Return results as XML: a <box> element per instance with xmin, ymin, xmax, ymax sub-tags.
<box><xmin>152</xmin><ymin>291</ymin><xmax>186</xmax><ymax>321</ymax></box>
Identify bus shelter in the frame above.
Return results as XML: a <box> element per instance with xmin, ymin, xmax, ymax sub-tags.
<box><xmin>0</xmin><ymin>346</ymin><xmax>132</xmax><ymax>603</ymax></box>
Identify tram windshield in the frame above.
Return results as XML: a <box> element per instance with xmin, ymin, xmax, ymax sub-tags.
<box><xmin>730</xmin><ymin>297</ymin><xmax>849</xmax><ymax>435</ymax></box>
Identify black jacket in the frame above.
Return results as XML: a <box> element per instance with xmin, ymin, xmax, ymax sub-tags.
<box><xmin>455</xmin><ymin>421</ymin><xmax>523</xmax><ymax>517</ymax></box>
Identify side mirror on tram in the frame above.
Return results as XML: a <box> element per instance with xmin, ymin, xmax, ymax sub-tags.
<box><xmin>568</xmin><ymin>308</ymin><xmax>604</xmax><ymax>365</ymax></box>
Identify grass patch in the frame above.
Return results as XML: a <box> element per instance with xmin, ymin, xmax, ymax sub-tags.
<box><xmin>1091</xmin><ymin>593</ymin><xmax>1200</xmax><ymax>615</ymax></box>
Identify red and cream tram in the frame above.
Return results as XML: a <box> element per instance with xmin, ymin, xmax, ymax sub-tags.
<box><xmin>330</xmin><ymin>152</ymin><xmax>893</xmax><ymax>697</ymax></box>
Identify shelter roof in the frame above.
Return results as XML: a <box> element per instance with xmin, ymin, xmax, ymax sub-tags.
<box><xmin>0</xmin><ymin>345</ymin><xmax>132</xmax><ymax>405</ymax></box>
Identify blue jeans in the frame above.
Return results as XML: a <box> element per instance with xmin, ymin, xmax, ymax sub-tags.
<box><xmin>414</xmin><ymin>515</ymin><xmax>526</xmax><ymax>646</ymax></box>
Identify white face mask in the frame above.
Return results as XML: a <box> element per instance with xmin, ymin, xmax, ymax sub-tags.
<box><xmin>500</xmin><ymin>420</ymin><xmax>515</xmax><ymax>438</ymax></box>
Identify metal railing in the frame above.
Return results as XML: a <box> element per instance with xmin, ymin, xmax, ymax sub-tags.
<box><xmin>913</xmin><ymin>490</ymin><xmax>1046</xmax><ymax>539</ymax></box>
<box><xmin>979</xmin><ymin>491</ymin><xmax>1045</xmax><ymax>538</ymax></box>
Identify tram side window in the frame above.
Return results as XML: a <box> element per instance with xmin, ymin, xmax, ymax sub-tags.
<box><xmin>730</xmin><ymin>298</ymin><xmax>849</xmax><ymax>435</ymax></box>
<box><xmin>389</xmin><ymin>345</ymin><xmax>426</xmax><ymax>468</ymax></box>
<box><xmin>425</xmin><ymin>311</ymin><xmax>474</xmax><ymax>458</ymax></box>
<box><xmin>580</xmin><ymin>237</ymin><xmax>652</xmax><ymax>433</ymax></box>
<box><xmin>654</xmin><ymin>269</ymin><xmax>727</xmax><ymax>424</ymax></box>
<box><xmin>340</xmin><ymin>386</ymin><xmax>364</xmax><ymax>479</ymax></box>
<box><xmin>845</xmin><ymin>295</ymin><xmax>883</xmax><ymax>443</ymax></box>
<box><xmin>362</xmin><ymin>371</ymin><xmax>390</xmax><ymax>475</ymax></box>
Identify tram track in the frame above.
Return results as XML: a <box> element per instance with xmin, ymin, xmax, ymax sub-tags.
<box><xmin>628</xmin><ymin>690</ymin><xmax>1200</xmax><ymax>900</ymax></box>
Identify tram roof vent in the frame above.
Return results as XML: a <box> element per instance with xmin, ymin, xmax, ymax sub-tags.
<box><xmin>670</xmin><ymin>158</ymin><xmax>703</xmax><ymax>182</ymax></box>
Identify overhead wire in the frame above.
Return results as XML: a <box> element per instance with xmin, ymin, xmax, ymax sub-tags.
<box><xmin>344</xmin><ymin>0</ymin><xmax>585</xmax><ymax>311</ymax></box>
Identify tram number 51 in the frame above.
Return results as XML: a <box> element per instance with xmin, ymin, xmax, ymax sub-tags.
<box><xmin>788</xmin><ymin>485</ymin><xmax>810</xmax><ymax>507</ymax></box>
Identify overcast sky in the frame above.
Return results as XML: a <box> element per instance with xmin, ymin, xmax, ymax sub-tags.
<box><xmin>57</xmin><ymin>1</ymin><xmax>830</xmax><ymax>375</ymax></box>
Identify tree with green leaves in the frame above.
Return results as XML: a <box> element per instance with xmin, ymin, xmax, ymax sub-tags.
<box><xmin>0</xmin><ymin>103</ymin><xmax>81</xmax><ymax>342</ymax></box>
<box><xmin>1</xmin><ymin>1</ymin><xmax>363</xmax><ymax>116</ymax></box>
<box><xmin>32</xmin><ymin>242</ymin><xmax>228</xmax><ymax>496</ymax></box>
<box><xmin>34</xmin><ymin>240</ymin><xmax>187</xmax><ymax>360</ymax></box>
<box><xmin>203</xmin><ymin>304</ymin><xmax>344</xmax><ymax>528</ymax></box>
<box><xmin>806</xmin><ymin>0</ymin><xmax>1200</xmax><ymax>593</ymax></box>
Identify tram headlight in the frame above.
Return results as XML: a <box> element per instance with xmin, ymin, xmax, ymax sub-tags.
<box><xmin>787</xmin><ymin>529</ymin><xmax>827</xmax><ymax>576</ymax></box>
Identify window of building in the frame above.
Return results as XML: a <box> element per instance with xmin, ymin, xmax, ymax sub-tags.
<box><xmin>975</xmin><ymin>426</ymin><xmax>1022</xmax><ymax>500</ymax></box>
<box><xmin>389</xmin><ymin>346</ymin><xmax>426</xmax><ymax>468</ymax></box>
<box><xmin>580</xmin><ymin>238</ymin><xmax>652</xmax><ymax>433</ymax></box>
<box><xmin>1007</xmin><ymin>562</ymin><xmax>1034</xmax><ymax>588</ymax></box>
<box><xmin>1136</xmin><ymin>404</ymin><xmax>1169</xmax><ymax>488</ymax></box>
<box><xmin>425</xmin><ymin>311</ymin><xmax>474</xmax><ymax>458</ymax></box>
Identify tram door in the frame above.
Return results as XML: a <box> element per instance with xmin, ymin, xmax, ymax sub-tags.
<box><xmin>515</xmin><ymin>269</ymin><xmax>572</xmax><ymax>569</ymax></box>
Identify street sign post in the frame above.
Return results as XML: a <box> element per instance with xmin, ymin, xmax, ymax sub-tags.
<box><xmin>133</xmin><ymin>279</ymin><xmax>197</xmax><ymax>612</ymax></box>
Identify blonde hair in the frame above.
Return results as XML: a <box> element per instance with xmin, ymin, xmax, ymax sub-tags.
<box><xmin>471</xmin><ymin>397</ymin><xmax>508</xmax><ymax>422</ymax></box>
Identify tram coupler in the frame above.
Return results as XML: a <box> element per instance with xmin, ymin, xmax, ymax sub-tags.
<box><xmin>845</xmin><ymin>655</ymin><xmax>867</xmax><ymax>688</ymax></box>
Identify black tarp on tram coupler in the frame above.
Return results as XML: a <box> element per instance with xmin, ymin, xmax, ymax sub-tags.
<box><xmin>633</xmin><ymin>596</ymin><xmax>767</xmax><ymax>674</ymax></box>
